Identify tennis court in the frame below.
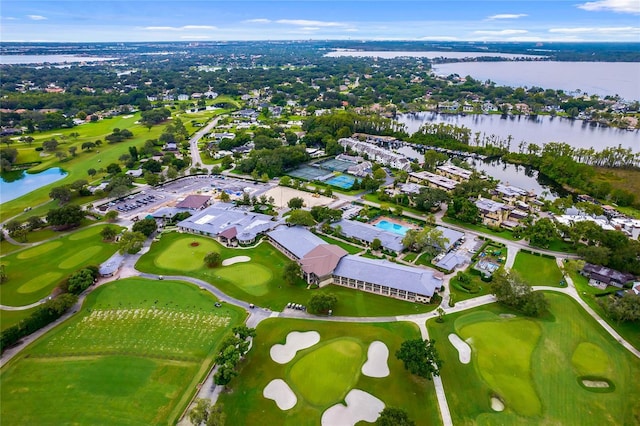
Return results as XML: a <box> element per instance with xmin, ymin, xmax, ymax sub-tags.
<box><xmin>288</xmin><ymin>166</ymin><xmax>333</xmax><ymax>181</ymax></box>
<box><xmin>325</xmin><ymin>174</ymin><xmax>356</xmax><ymax>189</ymax></box>
<box><xmin>316</xmin><ymin>158</ymin><xmax>352</xmax><ymax>173</ymax></box>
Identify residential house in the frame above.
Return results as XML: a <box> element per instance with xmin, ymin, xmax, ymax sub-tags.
<box><xmin>581</xmin><ymin>263</ymin><xmax>636</xmax><ymax>289</ymax></box>
<box><xmin>408</xmin><ymin>171</ymin><xmax>458</xmax><ymax>192</ymax></box>
<box><xmin>475</xmin><ymin>197</ymin><xmax>512</xmax><ymax>227</ymax></box>
<box><xmin>436</xmin><ymin>164</ymin><xmax>472</xmax><ymax>182</ymax></box>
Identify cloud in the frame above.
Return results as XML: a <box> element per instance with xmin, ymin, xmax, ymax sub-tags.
<box><xmin>300</xmin><ymin>27</ymin><xmax>321</xmax><ymax>31</ymax></box>
<box><xmin>143</xmin><ymin>25</ymin><xmax>217</xmax><ymax>31</ymax></box>
<box><xmin>577</xmin><ymin>0</ymin><xmax>640</xmax><ymax>14</ymax></box>
<box><xmin>27</xmin><ymin>15</ymin><xmax>47</xmax><ymax>21</ymax></box>
<box><xmin>474</xmin><ymin>29</ymin><xmax>528</xmax><ymax>35</ymax></box>
<box><xmin>245</xmin><ymin>18</ymin><xmax>271</xmax><ymax>23</ymax></box>
<box><xmin>3</xmin><ymin>17</ymin><xmax>19</xmax><ymax>21</ymax></box>
<box><xmin>549</xmin><ymin>26</ymin><xmax>640</xmax><ymax>33</ymax></box>
<box><xmin>487</xmin><ymin>13</ymin><xmax>528</xmax><ymax>20</ymax></box>
<box><xmin>276</xmin><ymin>19</ymin><xmax>346</xmax><ymax>27</ymax></box>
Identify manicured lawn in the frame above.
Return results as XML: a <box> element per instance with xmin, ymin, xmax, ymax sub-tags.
<box><xmin>512</xmin><ymin>251</ymin><xmax>564</xmax><ymax>287</ymax></box>
<box><xmin>0</xmin><ymin>307</ymin><xmax>37</xmax><ymax>331</ymax></box>
<box><xmin>315</xmin><ymin>233</ymin><xmax>363</xmax><ymax>254</ymax></box>
<box><xmin>448</xmin><ymin>273</ymin><xmax>492</xmax><ymax>303</ymax></box>
<box><xmin>0</xmin><ymin>224</ymin><xmax>123</xmax><ymax>306</ymax></box>
<box><xmin>427</xmin><ymin>293</ymin><xmax>640</xmax><ymax>425</ymax></box>
<box><xmin>219</xmin><ymin>318</ymin><xmax>441</xmax><ymax>426</ymax></box>
<box><xmin>0</xmin><ymin>278</ymin><xmax>246</xmax><ymax>425</ymax></box>
<box><xmin>0</xmin><ymin>240</ymin><xmax>21</xmax><ymax>256</ymax></box>
<box><xmin>564</xmin><ymin>260</ymin><xmax>640</xmax><ymax>351</ymax></box>
<box><xmin>138</xmin><ymin>232</ymin><xmax>439</xmax><ymax>316</ymax></box>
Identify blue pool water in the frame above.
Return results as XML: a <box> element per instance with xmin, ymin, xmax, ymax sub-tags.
<box><xmin>374</xmin><ymin>220</ymin><xmax>410</xmax><ymax>236</ymax></box>
<box><xmin>324</xmin><ymin>174</ymin><xmax>355</xmax><ymax>189</ymax></box>
<box><xmin>0</xmin><ymin>167</ymin><xmax>68</xmax><ymax>203</ymax></box>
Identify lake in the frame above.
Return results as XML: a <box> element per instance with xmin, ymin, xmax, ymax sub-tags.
<box><xmin>397</xmin><ymin>112</ymin><xmax>640</xmax><ymax>153</ymax></box>
<box><xmin>0</xmin><ymin>55</ymin><xmax>117</xmax><ymax>65</ymax></box>
<box><xmin>432</xmin><ymin>61</ymin><xmax>640</xmax><ymax>100</ymax></box>
<box><xmin>325</xmin><ymin>50</ymin><xmax>542</xmax><ymax>60</ymax></box>
<box><xmin>0</xmin><ymin>168</ymin><xmax>68</xmax><ymax>203</ymax></box>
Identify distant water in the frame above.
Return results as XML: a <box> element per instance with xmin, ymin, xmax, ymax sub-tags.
<box><xmin>325</xmin><ymin>50</ymin><xmax>542</xmax><ymax>60</ymax></box>
<box><xmin>0</xmin><ymin>167</ymin><xmax>67</xmax><ymax>203</ymax></box>
<box><xmin>433</xmin><ymin>61</ymin><xmax>640</xmax><ymax>100</ymax></box>
<box><xmin>0</xmin><ymin>55</ymin><xmax>117</xmax><ymax>65</ymax></box>
<box><xmin>398</xmin><ymin>112</ymin><xmax>640</xmax><ymax>153</ymax></box>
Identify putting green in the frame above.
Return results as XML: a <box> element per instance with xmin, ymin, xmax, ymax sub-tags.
<box><xmin>217</xmin><ymin>264</ymin><xmax>272</xmax><ymax>296</ymax></box>
<box><xmin>59</xmin><ymin>246</ymin><xmax>102</xmax><ymax>269</ymax></box>
<box><xmin>68</xmin><ymin>226</ymin><xmax>103</xmax><ymax>241</ymax></box>
<box><xmin>288</xmin><ymin>338</ymin><xmax>363</xmax><ymax>407</ymax></box>
<box><xmin>17</xmin><ymin>271</ymin><xmax>63</xmax><ymax>294</ymax></box>
<box><xmin>572</xmin><ymin>342</ymin><xmax>611</xmax><ymax>377</ymax></box>
<box><xmin>16</xmin><ymin>241</ymin><xmax>62</xmax><ymax>260</ymax></box>
<box><xmin>460</xmin><ymin>317</ymin><xmax>542</xmax><ymax>417</ymax></box>
<box><xmin>154</xmin><ymin>238</ymin><xmax>220</xmax><ymax>271</ymax></box>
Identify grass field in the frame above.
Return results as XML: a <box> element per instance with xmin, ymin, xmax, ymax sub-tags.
<box><xmin>441</xmin><ymin>217</ymin><xmax>520</xmax><ymax>241</ymax></box>
<box><xmin>0</xmin><ymin>307</ymin><xmax>38</xmax><ymax>331</ymax></box>
<box><xmin>0</xmin><ymin>224</ymin><xmax>123</xmax><ymax>307</ymax></box>
<box><xmin>137</xmin><ymin>232</ymin><xmax>439</xmax><ymax>316</ymax></box>
<box><xmin>512</xmin><ymin>251</ymin><xmax>564</xmax><ymax>287</ymax></box>
<box><xmin>315</xmin><ymin>233</ymin><xmax>363</xmax><ymax>254</ymax></box>
<box><xmin>427</xmin><ymin>293</ymin><xmax>640</xmax><ymax>425</ymax></box>
<box><xmin>594</xmin><ymin>167</ymin><xmax>640</xmax><ymax>205</ymax></box>
<box><xmin>0</xmin><ymin>278</ymin><xmax>246</xmax><ymax>425</ymax></box>
<box><xmin>219</xmin><ymin>318</ymin><xmax>441</xmax><ymax>426</ymax></box>
<box><xmin>1</xmin><ymin>113</ymin><xmax>166</xmax><ymax>221</ymax></box>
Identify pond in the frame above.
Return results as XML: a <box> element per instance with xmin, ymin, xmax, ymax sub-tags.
<box><xmin>0</xmin><ymin>167</ymin><xmax>68</xmax><ymax>203</ymax></box>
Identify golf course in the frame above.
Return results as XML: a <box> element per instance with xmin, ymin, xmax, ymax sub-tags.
<box><xmin>218</xmin><ymin>318</ymin><xmax>441</xmax><ymax>425</ymax></box>
<box><xmin>427</xmin><ymin>292</ymin><xmax>640</xmax><ymax>425</ymax></box>
<box><xmin>0</xmin><ymin>278</ymin><xmax>246</xmax><ymax>425</ymax></box>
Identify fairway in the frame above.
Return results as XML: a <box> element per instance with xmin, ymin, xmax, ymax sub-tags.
<box><xmin>427</xmin><ymin>293</ymin><xmax>640</xmax><ymax>425</ymax></box>
<box><xmin>0</xmin><ymin>224</ymin><xmax>123</xmax><ymax>306</ymax></box>
<box><xmin>0</xmin><ymin>278</ymin><xmax>246</xmax><ymax>425</ymax></box>
<box><xmin>459</xmin><ymin>318</ymin><xmax>542</xmax><ymax>416</ymax></box>
<box><xmin>217</xmin><ymin>263</ymin><xmax>272</xmax><ymax>296</ymax></box>
<box><xmin>289</xmin><ymin>339</ymin><xmax>363</xmax><ymax>406</ymax></box>
<box><xmin>154</xmin><ymin>238</ymin><xmax>220</xmax><ymax>271</ymax></box>
<box><xmin>219</xmin><ymin>319</ymin><xmax>442</xmax><ymax>426</ymax></box>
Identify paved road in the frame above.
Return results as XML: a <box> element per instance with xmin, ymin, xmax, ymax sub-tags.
<box><xmin>189</xmin><ymin>116</ymin><xmax>221</xmax><ymax>172</ymax></box>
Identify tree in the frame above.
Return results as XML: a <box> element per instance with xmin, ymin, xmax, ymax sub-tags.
<box><xmin>49</xmin><ymin>186</ymin><xmax>73</xmax><ymax>204</ymax></box>
<box><xmin>42</xmin><ymin>138</ymin><xmax>59</xmax><ymax>152</ymax></box>
<box><xmin>105</xmin><ymin>210</ymin><xmax>119</xmax><ymax>222</ymax></box>
<box><xmin>118</xmin><ymin>231</ymin><xmax>146</xmax><ymax>254</ymax></box>
<box><xmin>376</xmin><ymin>408</ymin><xmax>415</xmax><ymax>426</ymax></box>
<box><xmin>490</xmin><ymin>270</ymin><xmax>548</xmax><ymax>316</ymax></box>
<box><xmin>46</xmin><ymin>205</ymin><xmax>84</xmax><ymax>229</ymax></box>
<box><xmin>131</xmin><ymin>218</ymin><xmax>157</xmax><ymax>237</ymax></box>
<box><xmin>219</xmin><ymin>191</ymin><xmax>230</xmax><ymax>202</ymax></box>
<box><xmin>11</xmin><ymin>228</ymin><xmax>28</xmax><ymax>243</ymax></box>
<box><xmin>205</xmin><ymin>252</ymin><xmax>222</xmax><ymax>268</ymax></box>
<box><xmin>402</xmin><ymin>228</ymin><xmax>449</xmax><ymax>255</ymax></box>
<box><xmin>67</xmin><ymin>268</ymin><xmax>95</xmax><ymax>294</ymax></box>
<box><xmin>526</xmin><ymin>218</ymin><xmax>558</xmax><ymax>248</ymax></box>
<box><xmin>285</xmin><ymin>210</ymin><xmax>316</xmax><ymax>226</ymax></box>
<box><xmin>287</xmin><ymin>197</ymin><xmax>304</xmax><ymax>209</ymax></box>
<box><xmin>395</xmin><ymin>338</ymin><xmax>443</xmax><ymax>380</ymax></box>
<box><xmin>283</xmin><ymin>261</ymin><xmax>302</xmax><ymax>285</ymax></box>
<box><xmin>189</xmin><ymin>399</ymin><xmax>211</xmax><ymax>426</ymax></box>
<box><xmin>436</xmin><ymin>307</ymin><xmax>446</xmax><ymax>323</ymax></box>
<box><xmin>81</xmin><ymin>141</ymin><xmax>96</xmax><ymax>151</ymax></box>
<box><xmin>68</xmin><ymin>146</ymin><xmax>77</xmax><ymax>157</ymax></box>
<box><xmin>87</xmin><ymin>168</ymin><xmax>97</xmax><ymax>177</ymax></box>
<box><xmin>4</xmin><ymin>219</ymin><xmax>22</xmax><ymax>234</ymax></box>
<box><xmin>26</xmin><ymin>215</ymin><xmax>45</xmax><ymax>230</ymax></box>
<box><xmin>598</xmin><ymin>293</ymin><xmax>640</xmax><ymax>323</ymax></box>
<box><xmin>100</xmin><ymin>225</ymin><xmax>118</xmax><ymax>241</ymax></box>
<box><xmin>0</xmin><ymin>264</ymin><xmax>7</xmax><ymax>284</ymax></box>
<box><xmin>279</xmin><ymin>176</ymin><xmax>291</xmax><ymax>187</ymax></box>
<box><xmin>106</xmin><ymin>163</ymin><xmax>122</xmax><ymax>175</ymax></box>
<box><xmin>308</xmin><ymin>293</ymin><xmax>338</xmax><ymax>314</ymax></box>
<box><xmin>371</xmin><ymin>238</ymin><xmax>382</xmax><ymax>251</ymax></box>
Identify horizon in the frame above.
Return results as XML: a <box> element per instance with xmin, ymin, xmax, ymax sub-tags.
<box><xmin>2</xmin><ymin>0</ymin><xmax>639</xmax><ymax>43</ymax></box>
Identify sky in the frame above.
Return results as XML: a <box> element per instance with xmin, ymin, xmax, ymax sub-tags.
<box><xmin>1</xmin><ymin>0</ymin><xmax>639</xmax><ymax>43</ymax></box>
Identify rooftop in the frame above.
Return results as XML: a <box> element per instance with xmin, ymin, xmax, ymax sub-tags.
<box><xmin>300</xmin><ymin>244</ymin><xmax>348</xmax><ymax>278</ymax></box>
<box><xmin>267</xmin><ymin>226</ymin><xmax>325</xmax><ymax>259</ymax></box>
<box><xmin>332</xmin><ymin>219</ymin><xmax>405</xmax><ymax>252</ymax></box>
<box><xmin>175</xmin><ymin>194</ymin><xmax>211</xmax><ymax>210</ymax></box>
<box><xmin>435</xmin><ymin>225</ymin><xmax>465</xmax><ymax>251</ymax></box>
<box><xmin>178</xmin><ymin>204</ymin><xmax>277</xmax><ymax>241</ymax></box>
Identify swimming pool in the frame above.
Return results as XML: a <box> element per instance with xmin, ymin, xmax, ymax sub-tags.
<box><xmin>324</xmin><ymin>174</ymin><xmax>355</xmax><ymax>189</ymax></box>
<box><xmin>374</xmin><ymin>220</ymin><xmax>411</xmax><ymax>236</ymax></box>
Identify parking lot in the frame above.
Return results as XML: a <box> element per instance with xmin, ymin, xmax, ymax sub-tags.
<box><xmin>97</xmin><ymin>175</ymin><xmax>275</xmax><ymax>219</ymax></box>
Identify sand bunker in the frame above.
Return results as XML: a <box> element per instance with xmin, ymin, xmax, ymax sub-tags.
<box><xmin>222</xmin><ymin>256</ymin><xmax>251</xmax><ymax>266</ymax></box>
<box><xmin>500</xmin><ymin>314</ymin><xmax>516</xmax><ymax>319</ymax></box>
<box><xmin>491</xmin><ymin>397</ymin><xmax>505</xmax><ymax>412</ymax></box>
<box><xmin>321</xmin><ymin>389</ymin><xmax>384</xmax><ymax>426</ymax></box>
<box><xmin>582</xmin><ymin>379</ymin><xmax>610</xmax><ymax>388</ymax></box>
<box><xmin>270</xmin><ymin>331</ymin><xmax>321</xmax><ymax>364</ymax></box>
<box><xmin>263</xmin><ymin>379</ymin><xmax>297</xmax><ymax>410</ymax></box>
<box><xmin>361</xmin><ymin>341</ymin><xmax>390</xmax><ymax>378</ymax></box>
<box><xmin>448</xmin><ymin>334</ymin><xmax>471</xmax><ymax>364</ymax></box>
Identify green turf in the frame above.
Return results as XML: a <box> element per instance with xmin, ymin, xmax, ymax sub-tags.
<box><xmin>459</xmin><ymin>317</ymin><xmax>542</xmax><ymax>416</ymax></box>
<box><xmin>0</xmin><ymin>240</ymin><xmax>21</xmax><ymax>256</ymax></box>
<box><xmin>0</xmin><ymin>278</ymin><xmax>246</xmax><ymax>425</ymax></box>
<box><xmin>315</xmin><ymin>234</ymin><xmax>363</xmax><ymax>254</ymax></box>
<box><xmin>219</xmin><ymin>318</ymin><xmax>441</xmax><ymax>426</ymax></box>
<box><xmin>0</xmin><ymin>306</ymin><xmax>38</xmax><ymax>331</ymax></box>
<box><xmin>512</xmin><ymin>252</ymin><xmax>564</xmax><ymax>287</ymax></box>
<box><xmin>427</xmin><ymin>293</ymin><xmax>640</xmax><ymax>425</ymax></box>
<box><xmin>0</xmin><ymin>224</ymin><xmax>123</xmax><ymax>306</ymax></box>
<box><xmin>441</xmin><ymin>216</ymin><xmax>520</xmax><ymax>241</ymax></box>
<box><xmin>137</xmin><ymin>232</ymin><xmax>439</xmax><ymax>316</ymax></box>
<box><xmin>289</xmin><ymin>338</ymin><xmax>363</xmax><ymax>406</ymax></box>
